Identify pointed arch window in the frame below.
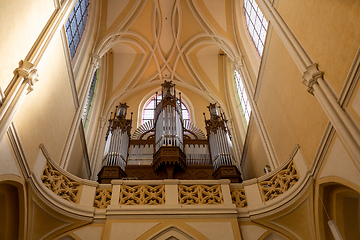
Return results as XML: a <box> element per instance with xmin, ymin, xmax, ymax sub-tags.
<box><xmin>65</xmin><ymin>0</ymin><xmax>90</xmax><ymax>59</ymax></box>
<box><xmin>142</xmin><ymin>94</ymin><xmax>190</xmax><ymax>124</ymax></box>
<box><xmin>234</xmin><ymin>70</ymin><xmax>251</xmax><ymax>124</ymax></box>
<box><xmin>244</xmin><ymin>0</ymin><xmax>268</xmax><ymax>57</ymax></box>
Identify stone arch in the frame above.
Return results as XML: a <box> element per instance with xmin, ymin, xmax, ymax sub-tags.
<box><xmin>0</xmin><ymin>179</ymin><xmax>25</xmax><ymax>240</ymax></box>
<box><xmin>318</xmin><ymin>182</ymin><xmax>360</xmax><ymax>240</ymax></box>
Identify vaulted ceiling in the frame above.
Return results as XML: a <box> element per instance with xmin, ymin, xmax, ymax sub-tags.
<box><xmin>94</xmin><ymin>0</ymin><xmax>244</xmax><ymax>112</ymax></box>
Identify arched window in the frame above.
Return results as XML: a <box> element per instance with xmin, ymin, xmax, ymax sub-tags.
<box><xmin>244</xmin><ymin>0</ymin><xmax>268</xmax><ymax>57</ymax></box>
<box><xmin>142</xmin><ymin>94</ymin><xmax>190</xmax><ymax>124</ymax></box>
<box><xmin>234</xmin><ymin>70</ymin><xmax>251</xmax><ymax>124</ymax></box>
<box><xmin>82</xmin><ymin>70</ymin><xmax>97</xmax><ymax>127</ymax></box>
<box><xmin>65</xmin><ymin>0</ymin><xmax>90</xmax><ymax>59</ymax></box>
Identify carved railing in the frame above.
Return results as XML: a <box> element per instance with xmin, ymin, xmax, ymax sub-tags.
<box><xmin>94</xmin><ymin>189</ymin><xmax>112</xmax><ymax>208</ymax></box>
<box><xmin>41</xmin><ymin>161</ymin><xmax>82</xmax><ymax>203</ymax></box>
<box><xmin>178</xmin><ymin>184</ymin><xmax>223</xmax><ymax>204</ymax></box>
<box><xmin>119</xmin><ymin>185</ymin><xmax>165</xmax><ymax>205</ymax></box>
<box><xmin>37</xmin><ymin>143</ymin><xmax>306</xmax><ymax>221</ymax></box>
<box><xmin>230</xmin><ymin>188</ymin><xmax>247</xmax><ymax>208</ymax></box>
<box><xmin>258</xmin><ymin>160</ymin><xmax>300</xmax><ymax>202</ymax></box>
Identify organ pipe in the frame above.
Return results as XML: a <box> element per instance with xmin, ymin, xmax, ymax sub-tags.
<box><xmin>154</xmin><ymin>80</ymin><xmax>184</xmax><ymax>152</ymax></box>
<box><xmin>205</xmin><ymin>103</ymin><xmax>235</xmax><ymax>171</ymax></box>
<box><xmin>102</xmin><ymin>103</ymin><xmax>132</xmax><ymax>171</ymax></box>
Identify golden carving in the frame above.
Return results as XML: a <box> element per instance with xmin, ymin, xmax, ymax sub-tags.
<box><xmin>230</xmin><ymin>188</ymin><xmax>247</xmax><ymax>208</ymax></box>
<box><xmin>41</xmin><ymin>162</ymin><xmax>81</xmax><ymax>203</ymax></box>
<box><xmin>258</xmin><ymin>161</ymin><xmax>300</xmax><ymax>202</ymax></box>
<box><xmin>119</xmin><ymin>185</ymin><xmax>165</xmax><ymax>205</ymax></box>
<box><xmin>94</xmin><ymin>189</ymin><xmax>112</xmax><ymax>209</ymax></box>
<box><xmin>178</xmin><ymin>184</ymin><xmax>223</xmax><ymax>204</ymax></box>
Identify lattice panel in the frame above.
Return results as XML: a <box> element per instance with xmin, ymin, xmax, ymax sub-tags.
<box><xmin>119</xmin><ymin>185</ymin><xmax>165</xmax><ymax>205</ymax></box>
<box><xmin>94</xmin><ymin>189</ymin><xmax>112</xmax><ymax>208</ymax></box>
<box><xmin>41</xmin><ymin>162</ymin><xmax>81</xmax><ymax>203</ymax></box>
<box><xmin>230</xmin><ymin>188</ymin><xmax>247</xmax><ymax>208</ymax></box>
<box><xmin>178</xmin><ymin>185</ymin><xmax>223</xmax><ymax>204</ymax></box>
<box><xmin>258</xmin><ymin>161</ymin><xmax>300</xmax><ymax>202</ymax></box>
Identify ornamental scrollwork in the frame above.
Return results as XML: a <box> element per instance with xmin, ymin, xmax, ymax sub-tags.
<box><xmin>178</xmin><ymin>185</ymin><xmax>223</xmax><ymax>204</ymax></box>
<box><xmin>41</xmin><ymin>162</ymin><xmax>81</xmax><ymax>203</ymax></box>
<box><xmin>94</xmin><ymin>189</ymin><xmax>112</xmax><ymax>208</ymax></box>
<box><xmin>230</xmin><ymin>188</ymin><xmax>247</xmax><ymax>208</ymax></box>
<box><xmin>258</xmin><ymin>161</ymin><xmax>300</xmax><ymax>202</ymax></box>
<box><xmin>119</xmin><ymin>185</ymin><xmax>165</xmax><ymax>205</ymax></box>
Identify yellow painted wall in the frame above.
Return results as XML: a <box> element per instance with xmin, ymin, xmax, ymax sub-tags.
<box><xmin>13</xmin><ymin>34</ymin><xmax>76</xmax><ymax>168</ymax></box>
<box><xmin>277</xmin><ymin>0</ymin><xmax>360</xmax><ymax>96</ymax></box>
<box><xmin>0</xmin><ymin>0</ymin><xmax>54</xmax><ymax>90</ymax></box>
<box><xmin>55</xmin><ymin>218</ymin><xmax>242</xmax><ymax>240</ymax></box>
<box><xmin>255</xmin><ymin>31</ymin><xmax>328</xmax><ymax>166</ymax></box>
<box><xmin>242</xmin><ymin>122</ymin><xmax>269</xmax><ymax>179</ymax></box>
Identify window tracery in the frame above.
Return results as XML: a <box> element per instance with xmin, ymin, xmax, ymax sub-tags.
<box><xmin>244</xmin><ymin>0</ymin><xmax>268</xmax><ymax>57</ymax></box>
<box><xmin>65</xmin><ymin>0</ymin><xmax>90</xmax><ymax>59</ymax></box>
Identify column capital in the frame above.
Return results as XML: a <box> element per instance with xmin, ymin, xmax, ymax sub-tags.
<box><xmin>14</xmin><ymin>60</ymin><xmax>35</xmax><ymax>78</ymax></box>
<box><xmin>25</xmin><ymin>69</ymin><xmax>39</xmax><ymax>94</ymax></box>
<box><xmin>233</xmin><ymin>56</ymin><xmax>244</xmax><ymax>71</ymax></box>
<box><xmin>99</xmin><ymin>117</ymin><xmax>107</xmax><ymax>128</ymax></box>
<box><xmin>91</xmin><ymin>53</ymin><xmax>102</xmax><ymax>68</ymax></box>
<box><xmin>14</xmin><ymin>60</ymin><xmax>39</xmax><ymax>94</ymax></box>
<box><xmin>302</xmin><ymin>63</ymin><xmax>323</xmax><ymax>95</ymax></box>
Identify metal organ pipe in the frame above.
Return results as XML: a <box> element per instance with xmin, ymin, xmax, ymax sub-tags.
<box><xmin>206</xmin><ymin>103</ymin><xmax>235</xmax><ymax>171</ymax></box>
<box><xmin>102</xmin><ymin>103</ymin><xmax>131</xmax><ymax>171</ymax></box>
<box><xmin>155</xmin><ymin>81</ymin><xmax>184</xmax><ymax>153</ymax></box>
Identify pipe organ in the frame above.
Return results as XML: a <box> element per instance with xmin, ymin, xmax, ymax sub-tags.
<box><xmin>204</xmin><ymin>103</ymin><xmax>234</xmax><ymax>171</ymax></box>
<box><xmin>154</xmin><ymin>81</ymin><xmax>183</xmax><ymax>152</ymax></box>
<box><xmin>98</xmin><ymin>81</ymin><xmax>241</xmax><ymax>183</ymax></box>
<box><xmin>102</xmin><ymin>103</ymin><xmax>132</xmax><ymax>171</ymax></box>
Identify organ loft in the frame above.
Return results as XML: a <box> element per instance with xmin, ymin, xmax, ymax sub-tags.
<box><xmin>98</xmin><ymin>80</ymin><xmax>242</xmax><ymax>183</ymax></box>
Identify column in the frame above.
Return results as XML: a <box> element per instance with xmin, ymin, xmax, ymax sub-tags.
<box><xmin>0</xmin><ymin>61</ymin><xmax>38</xmax><ymax>138</ymax></box>
<box><xmin>257</xmin><ymin>0</ymin><xmax>360</xmax><ymax>161</ymax></box>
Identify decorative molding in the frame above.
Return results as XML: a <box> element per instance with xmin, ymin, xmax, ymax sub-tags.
<box><xmin>91</xmin><ymin>53</ymin><xmax>102</xmax><ymax>69</ymax></box>
<box><xmin>60</xmin><ymin>27</ymin><xmax>79</xmax><ymax>109</ymax></box>
<box><xmin>258</xmin><ymin>160</ymin><xmax>300</xmax><ymax>202</ymax></box>
<box><xmin>230</xmin><ymin>188</ymin><xmax>247</xmax><ymax>208</ymax></box>
<box><xmin>41</xmin><ymin>161</ymin><xmax>82</xmax><ymax>203</ymax></box>
<box><xmin>338</xmin><ymin>47</ymin><xmax>360</xmax><ymax>107</ymax></box>
<box><xmin>178</xmin><ymin>184</ymin><xmax>223</xmax><ymax>204</ymax></box>
<box><xmin>309</xmin><ymin>123</ymin><xmax>335</xmax><ymax>177</ymax></box>
<box><xmin>94</xmin><ymin>188</ymin><xmax>112</xmax><ymax>208</ymax></box>
<box><xmin>7</xmin><ymin>122</ymin><xmax>30</xmax><ymax>178</ymax></box>
<box><xmin>302</xmin><ymin>63</ymin><xmax>324</xmax><ymax>95</ymax></box>
<box><xmin>0</xmin><ymin>85</ymin><xmax>4</xmax><ymax>105</ymax></box>
<box><xmin>119</xmin><ymin>185</ymin><xmax>165</xmax><ymax>205</ymax></box>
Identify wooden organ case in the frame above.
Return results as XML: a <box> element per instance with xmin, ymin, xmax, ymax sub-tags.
<box><xmin>98</xmin><ymin>80</ymin><xmax>242</xmax><ymax>183</ymax></box>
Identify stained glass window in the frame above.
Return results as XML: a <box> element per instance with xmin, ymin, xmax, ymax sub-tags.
<box><xmin>142</xmin><ymin>94</ymin><xmax>190</xmax><ymax>124</ymax></box>
<box><xmin>234</xmin><ymin>70</ymin><xmax>251</xmax><ymax>124</ymax></box>
<box><xmin>65</xmin><ymin>0</ymin><xmax>90</xmax><ymax>59</ymax></box>
<box><xmin>244</xmin><ymin>0</ymin><xmax>268</xmax><ymax>57</ymax></box>
<box><xmin>82</xmin><ymin>70</ymin><xmax>97</xmax><ymax>127</ymax></box>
